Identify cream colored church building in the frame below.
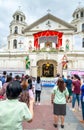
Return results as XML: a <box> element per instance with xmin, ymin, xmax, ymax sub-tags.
<box><xmin>0</xmin><ymin>5</ymin><xmax>84</xmax><ymax>77</ymax></box>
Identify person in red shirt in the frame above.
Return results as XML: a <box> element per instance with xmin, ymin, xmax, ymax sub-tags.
<box><xmin>71</xmin><ymin>74</ymin><xmax>81</xmax><ymax>111</ymax></box>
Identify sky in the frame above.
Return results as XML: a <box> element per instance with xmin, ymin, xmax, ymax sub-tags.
<box><xmin>0</xmin><ymin>0</ymin><xmax>84</xmax><ymax>46</ymax></box>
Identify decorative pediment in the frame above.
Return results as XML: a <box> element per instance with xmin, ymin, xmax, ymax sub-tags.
<box><xmin>24</xmin><ymin>13</ymin><xmax>76</xmax><ymax>32</ymax></box>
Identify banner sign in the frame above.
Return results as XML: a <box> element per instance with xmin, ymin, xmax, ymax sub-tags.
<box><xmin>68</xmin><ymin>70</ymin><xmax>84</xmax><ymax>77</ymax></box>
<box><xmin>39</xmin><ymin>36</ymin><xmax>57</xmax><ymax>44</ymax></box>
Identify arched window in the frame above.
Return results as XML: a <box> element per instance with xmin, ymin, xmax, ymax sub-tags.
<box><xmin>22</xmin><ymin>27</ymin><xmax>24</xmax><ymax>34</ymax></box>
<box><xmin>76</xmin><ymin>14</ymin><xmax>79</xmax><ymax>18</ymax></box>
<box><xmin>82</xmin><ymin>24</ymin><xmax>84</xmax><ymax>32</ymax></box>
<box><xmin>13</xmin><ymin>39</ymin><xmax>17</xmax><ymax>49</ymax></box>
<box><xmin>21</xmin><ymin>17</ymin><xmax>23</xmax><ymax>21</ymax></box>
<box><xmin>14</xmin><ymin>26</ymin><xmax>18</xmax><ymax>34</ymax></box>
<box><xmin>8</xmin><ymin>41</ymin><xmax>10</xmax><ymax>49</ymax></box>
<box><xmin>82</xmin><ymin>38</ymin><xmax>84</xmax><ymax>48</ymax></box>
<box><xmin>16</xmin><ymin>15</ymin><xmax>19</xmax><ymax>21</ymax></box>
<box><xmin>81</xmin><ymin>12</ymin><xmax>83</xmax><ymax>17</ymax></box>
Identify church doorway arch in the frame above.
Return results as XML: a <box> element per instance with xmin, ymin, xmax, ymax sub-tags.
<box><xmin>42</xmin><ymin>63</ymin><xmax>54</xmax><ymax>77</ymax></box>
<box><xmin>37</xmin><ymin>60</ymin><xmax>57</xmax><ymax>77</ymax></box>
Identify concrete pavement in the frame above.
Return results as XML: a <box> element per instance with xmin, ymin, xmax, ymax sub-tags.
<box><xmin>23</xmin><ymin>87</ymin><xmax>84</xmax><ymax>130</ymax></box>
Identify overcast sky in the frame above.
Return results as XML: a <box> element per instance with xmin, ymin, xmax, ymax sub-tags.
<box><xmin>0</xmin><ymin>0</ymin><xmax>84</xmax><ymax>46</ymax></box>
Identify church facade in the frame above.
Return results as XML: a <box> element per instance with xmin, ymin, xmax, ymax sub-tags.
<box><xmin>0</xmin><ymin>6</ymin><xmax>84</xmax><ymax>77</ymax></box>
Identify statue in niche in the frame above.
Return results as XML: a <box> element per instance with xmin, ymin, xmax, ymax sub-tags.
<box><xmin>65</xmin><ymin>39</ymin><xmax>69</xmax><ymax>51</ymax></box>
<box><xmin>66</xmin><ymin>43</ymin><xmax>69</xmax><ymax>51</ymax></box>
<box><xmin>62</xmin><ymin>55</ymin><xmax>68</xmax><ymax>70</ymax></box>
<box><xmin>45</xmin><ymin>41</ymin><xmax>52</xmax><ymax>48</ymax></box>
<box><xmin>62</xmin><ymin>61</ymin><xmax>68</xmax><ymax>70</ymax></box>
<box><xmin>29</xmin><ymin>44</ymin><xmax>32</xmax><ymax>52</ymax></box>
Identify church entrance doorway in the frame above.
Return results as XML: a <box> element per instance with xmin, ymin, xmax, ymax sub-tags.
<box><xmin>42</xmin><ymin>63</ymin><xmax>54</xmax><ymax>77</ymax></box>
<box><xmin>37</xmin><ymin>60</ymin><xmax>57</xmax><ymax>77</ymax></box>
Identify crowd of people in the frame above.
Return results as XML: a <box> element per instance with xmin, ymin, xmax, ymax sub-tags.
<box><xmin>0</xmin><ymin>71</ymin><xmax>84</xmax><ymax>129</ymax></box>
<box><xmin>0</xmin><ymin>71</ymin><xmax>42</xmax><ymax>130</ymax></box>
<box><xmin>51</xmin><ymin>73</ymin><xmax>84</xmax><ymax>128</ymax></box>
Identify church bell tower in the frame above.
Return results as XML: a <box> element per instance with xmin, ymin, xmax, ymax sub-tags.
<box><xmin>7</xmin><ymin>8</ymin><xmax>27</xmax><ymax>50</ymax></box>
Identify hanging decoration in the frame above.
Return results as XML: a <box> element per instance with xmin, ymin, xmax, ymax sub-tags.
<box><xmin>33</xmin><ymin>30</ymin><xmax>63</xmax><ymax>49</ymax></box>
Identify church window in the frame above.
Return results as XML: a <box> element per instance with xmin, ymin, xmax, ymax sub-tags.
<box><xmin>81</xmin><ymin>12</ymin><xmax>83</xmax><ymax>17</ymax></box>
<box><xmin>82</xmin><ymin>23</ymin><xmax>84</xmax><ymax>32</ymax></box>
<box><xmin>21</xmin><ymin>17</ymin><xmax>23</xmax><ymax>21</ymax></box>
<box><xmin>14</xmin><ymin>26</ymin><xmax>18</xmax><ymax>34</ymax></box>
<box><xmin>82</xmin><ymin>38</ymin><xmax>84</xmax><ymax>48</ymax></box>
<box><xmin>8</xmin><ymin>41</ymin><xmax>10</xmax><ymax>49</ymax></box>
<box><xmin>13</xmin><ymin>39</ymin><xmax>17</xmax><ymax>49</ymax></box>
<box><xmin>76</xmin><ymin>14</ymin><xmax>79</xmax><ymax>18</ymax></box>
<box><xmin>74</xmin><ymin>25</ymin><xmax>77</xmax><ymax>32</ymax></box>
<box><xmin>22</xmin><ymin>27</ymin><xmax>24</xmax><ymax>34</ymax></box>
<box><xmin>16</xmin><ymin>15</ymin><xmax>19</xmax><ymax>21</ymax></box>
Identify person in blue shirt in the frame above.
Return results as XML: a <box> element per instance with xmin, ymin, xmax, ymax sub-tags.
<box><xmin>65</xmin><ymin>75</ymin><xmax>72</xmax><ymax>102</ymax></box>
<box><xmin>1</xmin><ymin>71</ymin><xmax>7</xmax><ymax>85</ymax></box>
<box><xmin>62</xmin><ymin>75</ymin><xmax>67</xmax><ymax>83</ymax></box>
<box><xmin>80</xmin><ymin>81</ymin><xmax>84</xmax><ymax>123</ymax></box>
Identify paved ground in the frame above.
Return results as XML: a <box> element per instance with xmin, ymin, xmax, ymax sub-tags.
<box><xmin>23</xmin><ymin>87</ymin><xmax>84</xmax><ymax>130</ymax></box>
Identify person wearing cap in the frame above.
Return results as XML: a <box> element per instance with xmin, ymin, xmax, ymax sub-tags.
<box><xmin>0</xmin><ymin>80</ymin><xmax>34</xmax><ymax>130</ymax></box>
